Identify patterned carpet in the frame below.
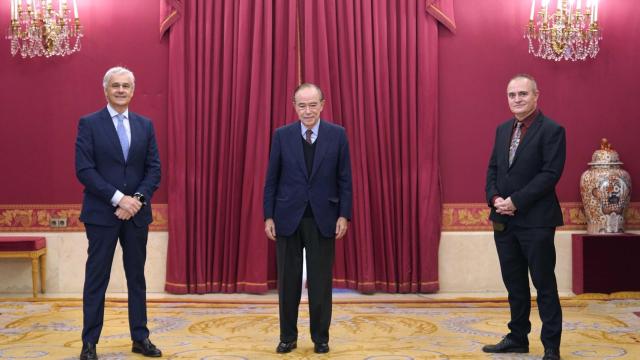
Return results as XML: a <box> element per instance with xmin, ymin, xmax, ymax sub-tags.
<box><xmin>0</xmin><ymin>294</ymin><xmax>639</xmax><ymax>359</ymax></box>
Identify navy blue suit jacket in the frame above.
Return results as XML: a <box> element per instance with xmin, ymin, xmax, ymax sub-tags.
<box><xmin>485</xmin><ymin>111</ymin><xmax>565</xmax><ymax>228</ymax></box>
<box><xmin>264</xmin><ymin>120</ymin><xmax>352</xmax><ymax>238</ymax></box>
<box><xmin>75</xmin><ymin>107</ymin><xmax>161</xmax><ymax>227</ymax></box>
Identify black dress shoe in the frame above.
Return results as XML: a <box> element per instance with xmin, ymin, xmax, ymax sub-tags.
<box><xmin>314</xmin><ymin>342</ymin><xmax>330</xmax><ymax>354</ymax></box>
<box><xmin>482</xmin><ymin>336</ymin><xmax>529</xmax><ymax>353</ymax></box>
<box><xmin>543</xmin><ymin>348</ymin><xmax>561</xmax><ymax>360</ymax></box>
<box><xmin>276</xmin><ymin>340</ymin><xmax>297</xmax><ymax>353</ymax></box>
<box><xmin>132</xmin><ymin>338</ymin><xmax>162</xmax><ymax>357</ymax></box>
<box><xmin>80</xmin><ymin>342</ymin><xmax>97</xmax><ymax>360</ymax></box>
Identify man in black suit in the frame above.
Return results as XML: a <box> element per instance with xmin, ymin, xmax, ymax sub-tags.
<box><xmin>263</xmin><ymin>83</ymin><xmax>352</xmax><ymax>354</ymax></box>
<box><xmin>75</xmin><ymin>67</ymin><xmax>162</xmax><ymax>360</ymax></box>
<box><xmin>484</xmin><ymin>74</ymin><xmax>565</xmax><ymax>360</ymax></box>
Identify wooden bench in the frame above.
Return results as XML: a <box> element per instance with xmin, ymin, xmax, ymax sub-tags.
<box><xmin>0</xmin><ymin>236</ymin><xmax>47</xmax><ymax>297</ymax></box>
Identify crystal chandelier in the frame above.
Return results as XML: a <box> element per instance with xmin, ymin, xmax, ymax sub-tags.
<box><xmin>525</xmin><ymin>0</ymin><xmax>601</xmax><ymax>61</ymax></box>
<box><xmin>7</xmin><ymin>0</ymin><xmax>82</xmax><ymax>58</ymax></box>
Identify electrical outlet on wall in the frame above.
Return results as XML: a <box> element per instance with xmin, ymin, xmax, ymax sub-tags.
<box><xmin>49</xmin><ymin>217</ymin><xmax>68</xmax><ymax>228</ymax></box>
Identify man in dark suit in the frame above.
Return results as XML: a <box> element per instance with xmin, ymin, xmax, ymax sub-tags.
<box><xmin>75</xmin><ymin>67</ymin><xmax>162</xmax><ymax>360</ymax></box>
<box><xmin>263</xmin><ymin>83</ymin><xmax>352</xmax><ymax>354</ymax></box>
<box><xmin>484</xmin><ymin>74</ymin><xmax>565</xmax><ymax>360</ymax></box>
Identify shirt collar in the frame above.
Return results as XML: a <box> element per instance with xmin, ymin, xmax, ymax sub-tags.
<box><xmin>514</xmin><ymin>108</ymin><xmax>539</xmax><ymax>129</ymax></box>
<box><xmin>300</xmin><ymin>120</ymin><xmax>320</xmax><ymax>136</ymax></box>
<box><xmin>107</xmin><ymin>104</ymin><xmax>129</xmax><ymax>120</ymax></box>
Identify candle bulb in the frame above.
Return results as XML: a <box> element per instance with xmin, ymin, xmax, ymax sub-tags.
<box><xmin>72</xmin><ymin>0</ymin><xmax>77</xmax><ymax>18</ymax></box>
<box><xmin>11</xmin><ymin>0</ymin><xmax>15</xmax><ymax>21</ymax></box>
<box><xmin>530</xmin><ymin>0</ymin><xmax>536</xmax><ymax>21</ymax></box>
<box><xmin>594</xmin><ymin>0</ymin><xmax>598</xmax><ymax>21</ymax></box>
<box><xmin>577</xmin><ymin>0</ymin><xmax>581</xmax><ymax>10</ymax></box>
<box><xmin>557</xmin><ymin>0</ymin><xmax>562</xmax><ymax>11</ymax></box>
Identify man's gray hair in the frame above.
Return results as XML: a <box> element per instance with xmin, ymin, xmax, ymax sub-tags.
<box><xmin>293</xmin><ymin>83</ymin><xmax>324</xmax><ymax>102</ymax></box>
<box><xmin>509</xmin><ymin>73</ymin><xmax>538</xmax><ymax>93</ymax></box>
<box><xmin>103</xmin><ymin>66</ymin><xmax>135</xmax><ymax>90</ymax></box>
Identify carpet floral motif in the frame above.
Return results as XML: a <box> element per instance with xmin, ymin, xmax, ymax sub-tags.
<box><xmin>0</xmin><ymin>297</ymin><xmax>638</xmax><ymax>359</ymax></box>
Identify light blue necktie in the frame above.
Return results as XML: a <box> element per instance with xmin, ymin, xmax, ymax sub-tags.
<box><xmin>116</xmin><ymin>114</ymin><xmax>130</xmax><ymax>161</ymax></box>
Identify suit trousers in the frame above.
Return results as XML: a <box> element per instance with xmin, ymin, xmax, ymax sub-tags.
<box><xmin>82</xmin><ymin>221</ymin><xmax>150</xmax><ymax>343</ymax></box>
<box><xmin>276</xmin><ymin>217</ymin><xmax>335</xmax><ymax>344</ymax></box>
<box><xmin>494</xmin><ymin>225</ymin><xmax>562</xmax><ymax>349</ymax></box>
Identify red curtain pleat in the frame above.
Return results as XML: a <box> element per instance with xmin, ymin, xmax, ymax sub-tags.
<box><xmin>299</xmin><ymin>0</ymin><xmax>441</xmax><ymax>292</ymax></box>
<box><xmin>165</xmin><ymin>0</ymin><xmax>297</xmax><ymax>293</ymax></box>
<box><xmin>164</xmin><ymin>0</ymin><xmax>446</xmax><ymax>294</ymax></box>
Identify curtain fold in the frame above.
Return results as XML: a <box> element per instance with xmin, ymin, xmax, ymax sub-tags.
<box><xmin>164</xmin><ymin>0</ymin><xmax>450</xmax><ymax>294</ymax></box>
<box><xmin>164</xmin><ymin>0</ymin><xmax>297</xmax><ymax>293</ymax></box>
<box><xmin>299</xmin><ymin>0</ymin><xmax>442</xmax><ymax>292</ymax></box>
<box><xmin>426</xmin><ymin>0</ymin><xmax>456</xmax><ymax>33</ymax></box>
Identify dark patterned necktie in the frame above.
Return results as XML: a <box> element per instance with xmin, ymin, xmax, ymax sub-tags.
<box><xmin>305</xmin><ymin>129</ymin><xmax>313</xmax><ymax>144</ymax></box>
<box><xmin>509</xmin><ymin>122</ymin><xmax>523</xmax><ymax>166</ymax></box>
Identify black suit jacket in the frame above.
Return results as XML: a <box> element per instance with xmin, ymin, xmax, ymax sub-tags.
<box><xmin>75</xmin><ymin>107</ymin><xmax>161</xmax><ymax>227</ymax></box>
<box><xmin>485</xmin><ymin>111</ymin><xmax>565</xmax><ymax>228</ymax></box>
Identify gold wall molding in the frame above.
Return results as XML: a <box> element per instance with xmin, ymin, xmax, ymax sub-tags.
<box><xmin>442</xmin><ymin>202</ymin><xmax>640</xmax><ymax>231</ymax></box>
<box><xmin>0</xmin><ymin>204</ymin><xmax>168</xmax><ymax>232</ymax></box>
<box><xmin>0</xmin><ymin>202</ymin><xmax>638</xmax><ymax>232</ymax></box>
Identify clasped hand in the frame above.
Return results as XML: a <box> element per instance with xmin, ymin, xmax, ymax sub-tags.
<box><xmin>115</xmin><ymin>195</ymin><xmax>143</xmax><ymax>220</ymax></box>
<box><xmin>494</xmin><ymin>196</ymin><xmax>517</xmax><ymax>216</ymax></box>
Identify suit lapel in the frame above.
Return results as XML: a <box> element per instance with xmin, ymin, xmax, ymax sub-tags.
<box><xmin>100</xmin><ymin>108</ymin><xmax>127</xmax><ymax>163</ymax></box>
<box><xmin>310</xmin><ymin>120</ymin><xmax>328</xmax><ymax>180</ymax></box>
<box><xmin>502</xmin><ymin>121</ymin><xmax>513</xmax><ymax>167</ymax></box>
<box><xmin>290</xmin><ymin>122</ymin><xmax>309</xmax><ymax>179</ymax></box>
<box><xmin>128</xmin><ymin>112</ymin><xmax>141</xmax><ymax>163</ymax></box>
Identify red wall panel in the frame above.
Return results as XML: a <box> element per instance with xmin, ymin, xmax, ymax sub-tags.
<box><xmin>0</xmin><ymin>0</ymin><xmax>637</xmax><ymax>207</ymax></box>
<box><xmin>0</xmin><ymin>0</ymin><xmax>168</xmax><ymax>204</ymax></box>
<box><xmin>439</xmin><ymin>0</ymin><xmax>640</xmax><ymax>203</ymax></box>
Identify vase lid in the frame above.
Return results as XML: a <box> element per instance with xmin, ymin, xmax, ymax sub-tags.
<box><xmin>588</xmin><ymin>138</ymin><xmax>623</xmax><ymax>165</ymax></box>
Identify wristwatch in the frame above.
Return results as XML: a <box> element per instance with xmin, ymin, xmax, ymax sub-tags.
<box><xmin>133</xmin><ymin>192</ymin><xmax>147</xmax><ymax>207</ymax></box>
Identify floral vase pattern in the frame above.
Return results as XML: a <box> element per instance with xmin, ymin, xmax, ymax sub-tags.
<box><xmin>580</xmin><ymin>139</ymin><xmax>632</xmax><ymax>233</ymax></box>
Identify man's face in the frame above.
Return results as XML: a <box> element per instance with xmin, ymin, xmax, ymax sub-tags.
<box><xmin>105</xmin><ymin>73</ymin><xmax>134</xmax><ymax>111</ymax></box>
<box><xmin>507</xmin><ymin>77</ymin><xmax>538</xmax><ymax>120</ymax></box>
<box><xmin>293</xmin><ymin>87</ymin><xmax>324</xmax><ymax>128</ymax></box>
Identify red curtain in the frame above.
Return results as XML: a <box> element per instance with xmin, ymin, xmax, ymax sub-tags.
<box><xmin>299</xmin><ymin>0</ymin><xmax>442</xmax><ymax>292</ymax></box>
<box><xmin>164</xmin><ymin>0</ymin><xmax>298</xmax><ymax>293</ymax></box>
<box><xmin>163</xmin><ymin>0</ymin><xmax>453</xmax><ymax>294</ymax></box>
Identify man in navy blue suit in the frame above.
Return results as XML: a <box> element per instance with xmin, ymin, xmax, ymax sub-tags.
<box><xmin>484</xmin><ymin>74</ymin><xmax>565</xmax><ymax>360</ymax></box>
<box><xmin>75</xmin><ymin>67</ymin><xmax>161</xmax><ymax>360</ymax></box>
<box><xmin>264</xmin><ymin>83</ymin><xmax>352</xmax><ymax>354</ymax></box>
